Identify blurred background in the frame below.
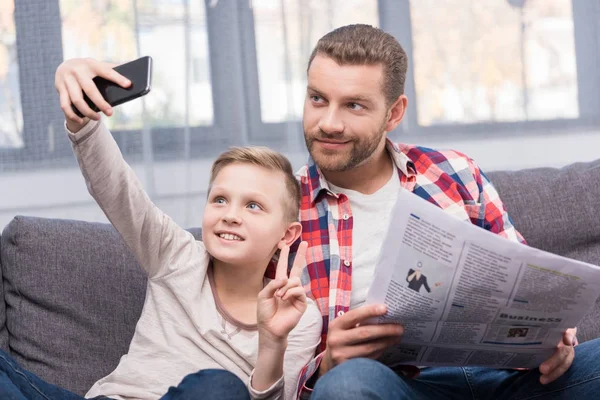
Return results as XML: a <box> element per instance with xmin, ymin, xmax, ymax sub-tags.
<box><xmin>1</xmin><ymin>0</ymin><xmax>599</xmax><ymax>228</ymax></box>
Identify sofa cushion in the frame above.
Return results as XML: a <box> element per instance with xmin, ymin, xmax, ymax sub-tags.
<box><xmin>488</xmin><ymin>159</ymin><xmax>600</xmax><ymax>342</ymax></box>
<box><xmin>0</xmin><ymin>216</ymin><xmax>202</xmax><ymax>395</ymax></box>
<box><xmin>0</xmin><ymin>232</ymin><xmax>9</xmax><ymax>352</ymax></box>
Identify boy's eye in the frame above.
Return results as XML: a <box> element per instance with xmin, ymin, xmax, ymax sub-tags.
<box><xmin>247</xmin><ymin>202</ymin><xmax>262</xmax><ymax>210</ymax></box>
<box><xmin>214</xmin><ymin>197</ymin><xmax>226</xmax><ymax>204</ymax></box>
<box><xmin>310</xmin><ymin>95</ymin><xmax>324</xmax><ymax>103</ymax></box>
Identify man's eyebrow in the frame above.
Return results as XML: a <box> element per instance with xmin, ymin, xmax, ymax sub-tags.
<box><xmin>307</xmin><ymin>85</ymin><xmax>323</xmax><ymax>95</ymax></box>
<box><xmin>307</xmin><ymin>86</ymin><xmax>374</xmax><ymax>104</ymax></box>
<box><xmin>344</xmin><ymin>94</ymin><xmax>374</xmax><ymax>103</ymax></box>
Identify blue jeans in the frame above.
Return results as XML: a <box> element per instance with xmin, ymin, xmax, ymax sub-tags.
<box><xmin>312</xmin><ymin>338</ymin><xmax>600</xmax><ymax>400</ymax></box>
<box><xmin>0</xmin><ymin>349</ymin><xmax>250</xmax><ymax>400</ymax></box>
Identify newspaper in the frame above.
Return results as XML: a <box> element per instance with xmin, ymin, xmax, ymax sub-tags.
<box><xmin>366</xmin><ymin>188</ymin><xmax>600</xmax><ymax>369</ymax></box>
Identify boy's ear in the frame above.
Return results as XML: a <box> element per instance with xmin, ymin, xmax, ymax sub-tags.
<box><xmin>280</xmin><ymin>222</ymin><xmax>302</xmax><ymax>247</ymax></box>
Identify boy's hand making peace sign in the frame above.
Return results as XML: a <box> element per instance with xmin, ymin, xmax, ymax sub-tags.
<box><xmin>257</xmin><ymin>241</ymin><xmax>309</xmax><ymax>343</ymax></box>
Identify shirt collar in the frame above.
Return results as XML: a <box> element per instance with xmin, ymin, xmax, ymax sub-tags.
<box><xmin>303</xmin><ymin>138</ymin><xmax>417</xmax><ymax>204</ymax></box>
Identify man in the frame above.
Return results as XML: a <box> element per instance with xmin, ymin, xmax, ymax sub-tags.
<box><xmin>291</xmin><ymin>24</ymin><xmax>600</xmax><ymax>399</ymax></box>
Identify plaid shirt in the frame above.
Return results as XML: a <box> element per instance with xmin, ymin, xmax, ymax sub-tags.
<box><xmin>279</xmin><ymin>139</ymin><xmax>526</xmax><ymax>399</ymax></box>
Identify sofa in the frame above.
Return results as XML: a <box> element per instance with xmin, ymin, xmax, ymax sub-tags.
<box><xmin>1</xmin><ymin>159</ymin><xmax>600</xmax><ymax>396</ymax></box>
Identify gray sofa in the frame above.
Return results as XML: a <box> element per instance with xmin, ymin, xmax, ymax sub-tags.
<box><xmin>1</xmin><ymin>159</ymin><xmax>600</xmax><ymax>396</ymax></box>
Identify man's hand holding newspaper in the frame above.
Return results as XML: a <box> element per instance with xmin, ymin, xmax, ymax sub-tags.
<box><xmin>366</xmin><ymin>189</ymin><xmax>600</xmax><ymax>384</ymax></box>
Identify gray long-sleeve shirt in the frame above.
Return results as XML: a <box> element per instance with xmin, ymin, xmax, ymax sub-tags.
<box><xmin>67</xmin><ymin>119</ymin><xmax>321</xmax><ymax>400</ymax></box>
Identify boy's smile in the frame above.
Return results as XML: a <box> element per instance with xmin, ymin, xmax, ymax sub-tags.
<box><xmin>216</xmin><ymin>231</ymin><xmax>245</xmax><ymax>242</ymax></box>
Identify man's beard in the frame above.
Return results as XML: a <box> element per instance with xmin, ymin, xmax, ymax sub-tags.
<box><xmin>304</xmin><ymin>125</ymin><xmax>387</xmax><ymax>172</ymax></box>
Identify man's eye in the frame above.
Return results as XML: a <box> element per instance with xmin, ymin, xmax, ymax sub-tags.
<box><xmin>214</xmin><ymin>197</ymin><xmax>226</xmax><ymax>204</ymax></box>
<box><xmin>348</xmin><ymin>103</ymin><xmax>365</xmax><ymax>111</ymax></box>
<box><xmin>311</xmin><ymin>95</ymin><xmax>323</xmax><ymax>103</ymax></box>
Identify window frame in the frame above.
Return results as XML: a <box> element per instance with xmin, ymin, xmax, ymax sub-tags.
<box><xmin>2</xmin><ymin>0</ymin><xmax>599</xmax><ymax>174</ymax></box>
<box><xmin>0</xmin><ymin>0</ymin><xmax>250</xmax><ymax>172</ymax></box>
<box><xmin>240</xmin><ymin>0</ymin><xmax>600</xmax><ymax>143</ymax></box>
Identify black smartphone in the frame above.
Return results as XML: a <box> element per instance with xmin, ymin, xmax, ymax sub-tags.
<box><xmin>72</xmin><ymin>56</ymin><xmax>153</xmax><ymax>118</ymax></box>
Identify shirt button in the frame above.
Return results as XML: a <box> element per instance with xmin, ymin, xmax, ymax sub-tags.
<box><xmin>343</xmin><ymin>260</ymin><xmax>351</xmax><ymax>267</ymax></box>
<box><xmin>337</xmin><ymin>311</ymin><xmax>345</xmax><ymax>317</ymax></box>
<box><xmin>342</xmin><ymin>214</ymin><xmax>349</xmax><ymax>220</ymax></box>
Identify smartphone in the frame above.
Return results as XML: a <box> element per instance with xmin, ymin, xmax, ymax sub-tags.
<box><xmin>72</xmin><ymin>56</ymin><xmax>153</xmax><ymax>118</ymax></box>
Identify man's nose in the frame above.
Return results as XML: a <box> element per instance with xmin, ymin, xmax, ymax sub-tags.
<box><xmin>318</xmin><ymin>107</ymin><xmax>344</xmax><ymax>135</ymax></box>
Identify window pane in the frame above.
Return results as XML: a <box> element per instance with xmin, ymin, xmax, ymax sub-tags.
<box><xmin>60</xmin><ymin>0</ymin><xmax>213</xmax><ymax>130</ymax></box>
<box><xmin>253</xmin><ymin>0</ymin><xmax>379</xmax><ymax>123</ymax></box>
<box><xmin>0</xmin><ymin>0</ymin><xmax>23</xmax><ymax>149</ymax></box>
<box><xmin>410</xmin><ymin>0</ymin><xmax>578</xmax><ymax>126</ymax></box>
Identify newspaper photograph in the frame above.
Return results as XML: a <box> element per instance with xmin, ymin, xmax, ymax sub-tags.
<box><xmin>366</xmin><ymin>188</ymin><xmax>600</xmax><ymax>368</ymax></box>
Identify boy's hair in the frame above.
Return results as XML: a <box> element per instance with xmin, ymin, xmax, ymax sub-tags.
<box><xmin>209</xmin><ymin>146</ymin><xmax>301</xmax><ymax>223</ymax></box>
<box><xmin>307</xmin><ymin>24</ymin><xmax>408</xmax><ymax>106</ymax></box>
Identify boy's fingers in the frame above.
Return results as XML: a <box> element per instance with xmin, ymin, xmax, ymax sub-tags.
<box><xmin>276</xmin><ymin>276</ymin><xmax>302</xmax><ymax>297</ymax></box>
<box><xmin>96</xmin><ymin>61</ymin><xmax>131</xmax><ymax>88</ymax></box>
<box><xmin>290</xmin><ymin>241</ymin><xmax>308</xmax><ymax>279</ymax></box>
<box><xmin>275</xmin><ymin>244</ymin><xmax>290</xmax><ymax>280</ymax></box>
<box><xmin>65</xmin><ymin>76</ymin><xmax>99</xmax><ymax>120</ymax></box>
<box><xmin>260</xmin><ymin>278</ymin><xmax>288</xmax><ymax>299</ymax></box>
<box><xmin>79</xmin><ymin>79</ymin><xmax>112</xmax><ymax>116</ymax></box>
<box><xmin>282</xmin><ymin>287</ymin><xmax>306</xmax><ymax>302</ymax></box>
<box><xmin>58</xmin><ymin>84</ymin><xmax>82</xmax><ymax>123</ymax></box>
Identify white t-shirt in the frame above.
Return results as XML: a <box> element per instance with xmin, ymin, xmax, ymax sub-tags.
<box><xmin>328</xmin><ymin>165</ymin><xmax>400</xmax><ymax>309</ymax></box>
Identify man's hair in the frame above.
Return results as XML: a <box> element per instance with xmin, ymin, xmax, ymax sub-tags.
<box><xmin>209</xmin><ymin>146</ymin><xmax>301</xmax><ymax>223</ymax></box>
<box><xmin>307</xmin><ymin>24</ymin><xmax>408</xmax><ymax>106</ymax></box>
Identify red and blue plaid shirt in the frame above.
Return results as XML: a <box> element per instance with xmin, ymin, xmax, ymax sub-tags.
<box><xmin>283</xmin><ymin>139</ymin><xmax>525</xmax><ymax>399</ymax></box>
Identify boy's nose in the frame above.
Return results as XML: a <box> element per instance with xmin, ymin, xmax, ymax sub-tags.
<box><xmin>222</xmin><ymin>212</ymin><xmax>241</xmax><ymax>225</ymax></box>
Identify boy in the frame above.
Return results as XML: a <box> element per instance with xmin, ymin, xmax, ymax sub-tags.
<box><xmin>58</xmin><ymin>58</ymin><xmax>323</xmax><ymax>400</ymax></box>
<box><xmin>0</xmin><ymin>58</ymin><xmax>322</xmax><ymax>400</ymax></box>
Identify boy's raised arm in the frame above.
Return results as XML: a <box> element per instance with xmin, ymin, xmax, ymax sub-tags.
<box><xmin>56</xmin><ymin>58</ymin><xmax>201</xmax><ymax>279</ymax></box>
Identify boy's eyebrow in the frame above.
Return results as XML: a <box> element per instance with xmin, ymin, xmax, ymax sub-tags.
<box><xmin>209</xmin><ymin>186</ymin><xmax>271</xmax><ymax>204</ymax></box>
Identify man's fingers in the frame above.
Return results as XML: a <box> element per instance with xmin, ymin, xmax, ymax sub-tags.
<box><xmin>289</xmin><ymin>241</ymin><xmax>308</xmax><ymax>279</ymax></box>
<box><xmin>539</xmin><ymin>345</ymin><xmax>570</xmax><ymax>376</ymax></box>
<box><xmin>343</xmin><ymin>324</ymin><xmax>404</xmax><ymax>346</ymax></box>
<box><xmin>275</xmin><ymin>244</ymin><xmax>290</xmax><ymax>280</ymax></box>
<box><xmin>540</xmin><ymin>364</ymin><xmax>568</xmax><ymax>385</ymax></box>
<box><xmin>540</xmin><ymin>348</ymin><xmax>574</xmax><ymax>384</ymax></box>
<box><xmin>331</xmin><ymin>336</ymin><xmax>401</xmax><ymax>361</ymax></box>
<box><xmin>563</xmin><ymin>328</ymin><xmax>576</xmax><ymax>346</ymax></box>
<box><xmin>333</xmin><ymin>304</ymin><xmax>388</xmax><ymax>329</ymax></box>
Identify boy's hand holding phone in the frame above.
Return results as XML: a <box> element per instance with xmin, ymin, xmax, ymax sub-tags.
<box><xmin>55</xmin><ymin>58</ymin><xmax>131</xmax><ymax>133</ymax></box>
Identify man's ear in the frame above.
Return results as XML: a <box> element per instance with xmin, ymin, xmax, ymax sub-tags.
<box><xmin>279</xmin><ymin>222</ymin><xmax>302</xmax><ymax>248</ymax></box>
<box><xmin>384</xmin><ymin>94</ymin><xmax>408</xmax><ymax>132</ymax></box>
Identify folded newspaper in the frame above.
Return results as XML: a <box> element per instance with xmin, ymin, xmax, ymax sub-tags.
<box><xmin>366</xmin><ymin>188</ymin><xmax>600</xmax><ymax>369</ymax></box>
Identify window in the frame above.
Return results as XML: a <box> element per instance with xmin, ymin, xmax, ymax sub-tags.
<box><xmin>0</xmin><ymin>0</ymin><xmax>23</xmax><ymax>149</ymax></box>
<box><xmin>59</xmin><ymin>0</ymin><xmax>213</xmax><ymax>131</ymax></box>
<box><xmin>409</xmin><ymin>0</ymin><xmax>578</xmax><ymax>126</ymax></box>
<box><xmin>251</xmin><ymin>0</ymin><xmax>379</xmax><ymax>123</ymax></box>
